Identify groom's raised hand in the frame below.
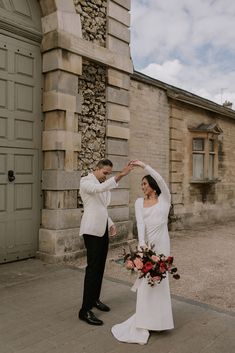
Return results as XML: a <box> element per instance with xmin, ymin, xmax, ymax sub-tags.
<box><xmin>115</xmin><ymin>163</ymin><xmax>134</xmax><ymax>182</ymax></box>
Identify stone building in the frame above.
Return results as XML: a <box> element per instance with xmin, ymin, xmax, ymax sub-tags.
<box><xmin>0</xmin><ymin>0</ymin><xmax>234</xmax><ymax>264</ymax></box>
<box><xmin>129</xmin><ymin>72</ymin><xmax>235</xmax><ymax>231</ymax></box>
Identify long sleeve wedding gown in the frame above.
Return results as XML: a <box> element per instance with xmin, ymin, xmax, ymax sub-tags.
<box><xmin>111</xmin><ymin>165</ymin><xmax>174</xmax><ymax>344</ymax></box>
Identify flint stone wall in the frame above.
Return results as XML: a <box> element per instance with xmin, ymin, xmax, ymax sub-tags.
<box><xmin>78</xmin><ymin>60</ymin><xmax>106</xmax><ymax>177</ymax></box>
<box><xmin>74</xmin><ymin>0</ymin><xmax>107</xmax><ymax>47</ymax></box>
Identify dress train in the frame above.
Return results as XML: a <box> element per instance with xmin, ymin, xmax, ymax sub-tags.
<box><xmin>111</xmin><ymin>314</ymin><xmax>149</xmax><ymax>345</ymax></box>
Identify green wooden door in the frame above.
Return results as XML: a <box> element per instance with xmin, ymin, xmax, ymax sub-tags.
<box><xmin>0</xmin><ymin>34</ymin><xmax>41</xmax><ymax>263</ymax></box>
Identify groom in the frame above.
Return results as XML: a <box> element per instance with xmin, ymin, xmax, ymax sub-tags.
<box><xmin>78</xmin><ymin>159</ymin><xmax>133</xmax><ymax>325</ymax></box>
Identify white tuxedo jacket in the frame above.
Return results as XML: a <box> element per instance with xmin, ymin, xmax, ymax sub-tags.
<box><xmin>79</xmin><ymin>173</ymin><xmax>118</xmax><ymax>237</ymax></box>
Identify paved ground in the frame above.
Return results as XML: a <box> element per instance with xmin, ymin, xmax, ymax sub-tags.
<box><xmin>0</xmin><ymin>253</ymin><xmax>234</xmax><ymax>353</ymax></box>
<box><xmin>69</xmin><ymin>221</ymin><xmax>235</xmax><ymax>312</ymax></box>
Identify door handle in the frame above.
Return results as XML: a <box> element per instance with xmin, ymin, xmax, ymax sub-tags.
<box><xmin>8</xmin><ymin>170</ymin><xmax>15</xmax><ymax>182</ymax></box>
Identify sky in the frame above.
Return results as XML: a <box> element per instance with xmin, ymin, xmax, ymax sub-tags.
<box><xmin>130</xmin><ymin>0</ymin><xmax>235</xmax><ymax>108</ymax></box>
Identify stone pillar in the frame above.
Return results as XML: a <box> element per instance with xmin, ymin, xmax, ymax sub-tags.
<box><xmin>74</xmin><ymin>0</ymin><xmax>133</xmax><ymax>244</ymax></box>
<box><xmin>38</xmin><ymin>0</ymin><xmax>133</xmax><ymax>262</ymax></box>
<box><xmin>169</xmin><ymin>102</ymin><xmax>184</xmax><ymax>230</ymax></box>
<box><xmin>106</xmin><ymin>0</ymin><xmax>133</xmax><ymax>242</ymax></box>
<box><xmin>38</xmin><ymin>0</ymin><xmax>83</xmax><ymax>262</ymax></box>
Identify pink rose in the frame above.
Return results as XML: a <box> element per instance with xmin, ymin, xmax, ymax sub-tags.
<box><xmin>133</xmin><ymin>257</ymin><xmax>143</xmax><ymax>270</ymax></box>
<box><xmin>152</xmin><ymin>276</ymin><xmax>162</xmax><ymax>282</ymax></box>
<box><xmin>125</xmin><ymin>260</ymin><xmax>134</xmax><ymax>270</ymax></box>
<box><xmin>151</xmin><ymin>255</ymin><xmax>160</xmax><ymax>262</ymax></box>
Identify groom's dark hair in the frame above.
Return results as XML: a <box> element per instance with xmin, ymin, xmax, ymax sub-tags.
<box><xmin>96</xmin><ymin>159</ymin><xmax>113</xmax><ymax>169</ymax></box>
<box><xmin>142</xmin><ymin>175</ymin><xmax>161</xmax><ymax>196</ymax></box>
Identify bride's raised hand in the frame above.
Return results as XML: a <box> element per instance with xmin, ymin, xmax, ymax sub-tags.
<box><xmin>130</xmin><ymin>160</ymin><xmax>146</xmax><ymax>168</ymax></box>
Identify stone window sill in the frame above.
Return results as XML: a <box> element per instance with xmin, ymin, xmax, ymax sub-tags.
<box><xmin>190</xmin><ymin>178</ymin><xmax>220</xmax><ymax>185</ymax></box>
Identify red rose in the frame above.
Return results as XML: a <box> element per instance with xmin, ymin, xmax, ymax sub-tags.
<box><xmin>159</xmin><ymin>262</ymin><xmax>167</xmax><ymax>273</ymax></box>
<box><xmin>142</xmin><ymin>261</ymin><xmax>153</xmax><ymax>274</ymax></box>
<box><xmin>167</xmin><ymin>256</ymin><xmax>174</xmax><ymax>264</ymax></box>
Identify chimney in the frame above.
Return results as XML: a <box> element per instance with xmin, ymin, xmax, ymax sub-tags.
<box><xmin>223</xmin><ymin>100</ymin><xmax>233</xmax><ymax>109</ymax></box>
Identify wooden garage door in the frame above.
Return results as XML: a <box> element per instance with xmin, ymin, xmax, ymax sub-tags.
<box><xmin>0</xmin><ymin>34</ymin><xmax>41</xmax><ymax>263</ymax></box>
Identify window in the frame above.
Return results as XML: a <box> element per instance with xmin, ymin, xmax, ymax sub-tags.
<box><xmin>209</xmin><ymin>139</ymin><xmax>215</xmax><ymax>180</ymax></box>
<box><xmin>192</xmin><ymin>138</ymin><xmax>204</xmax><ymax>180</ymax></box>
<box><xmin>189</xmin><ymin>124</ymin><xmax>222</xmax><ymax>183</ymax></box>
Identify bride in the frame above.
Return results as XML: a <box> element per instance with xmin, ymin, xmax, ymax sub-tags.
<box><xmin>111</xmin><ymin>160</ymin><xmax>174</xmax><ymax>345</ymax></box>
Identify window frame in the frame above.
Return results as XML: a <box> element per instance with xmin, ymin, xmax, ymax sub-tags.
<box><xmin>192</xmin><ymin>137</ymin><xmax>205</xmax><ymax>180</ymax></box>
<box><xmin>190</xmin><ymin>131</ymin><xmax>219</xmax><ymax>184</ymax></box>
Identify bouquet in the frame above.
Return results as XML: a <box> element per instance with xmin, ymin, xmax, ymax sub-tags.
<box><xmin>123</xmin><ymin>244</ymin><xmax>180</xmax><ymax>286</ymax></box>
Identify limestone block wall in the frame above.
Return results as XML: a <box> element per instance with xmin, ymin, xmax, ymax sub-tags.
<box><xmin>38</xmin><ymin>0</ymin><xmax>133</xmax><ymax>262</ymax></box>
<box><xmin>169</xmin><ymin>100</ymin><xmax>235</xmax><ymax>229</ymax></box>
<box><xmin>129</xmin><ymin>76</ymin><xmax>170</xmax><ymax>226</ymax></box>
<box><xmin>106</xmin><ymin>66</ymin><xmax>132</xmax><ymax>241</ymax></box>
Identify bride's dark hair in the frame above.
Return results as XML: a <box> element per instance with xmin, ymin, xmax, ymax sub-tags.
<box><xmin>142</xmin><ymin>175</ymin><xmax>161</xmax><ymax>196</ymax></box>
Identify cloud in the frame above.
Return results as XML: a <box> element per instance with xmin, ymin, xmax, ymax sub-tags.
<box><xmin>141</xmin><ymin>60</ymin><xmax>183</xmax><ymax>86</ymax></box>
<box><xmin>131</xmin><ymin>0</ymin><xmax>235</xmax><ymax>107</ymax></box>
<box><xmin>141</xmin><ymin>59</ymin><xmax>235</xmax><ymax>106</ymax></box>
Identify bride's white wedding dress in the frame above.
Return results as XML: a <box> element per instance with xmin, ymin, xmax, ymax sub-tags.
<box><xmin>111</xmin><ymin>165</ymin><xmax>174</xmax><ymax>344</ymax></box>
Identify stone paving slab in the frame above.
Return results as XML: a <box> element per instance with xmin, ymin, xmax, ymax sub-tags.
<box><xmin>0</xmin><ymin>259</ymin><xmax>234</xmax><ymax>353</ymax></box>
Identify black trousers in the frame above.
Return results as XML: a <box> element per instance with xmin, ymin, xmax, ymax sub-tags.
<box><xmin>80</xmin><ymin>225</ymin><xmax>109</xmax><ymax>313</ymax></box>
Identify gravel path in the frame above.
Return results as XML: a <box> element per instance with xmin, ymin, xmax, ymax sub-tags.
<box><xmin>68</xmin><ymin>221</ymin><xmax>235</xmax><ymax>312</ymax></box>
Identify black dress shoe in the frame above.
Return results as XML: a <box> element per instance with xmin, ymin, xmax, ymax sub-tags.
<box><xmin>94</xmin><ymin>300</ymin><xmax>110</xmax><ymax>312</ymax></box>
<box><xmin>78</xmin><ymin>310</ymin><xmax>103</xmax><ymax>325</ymax></box>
